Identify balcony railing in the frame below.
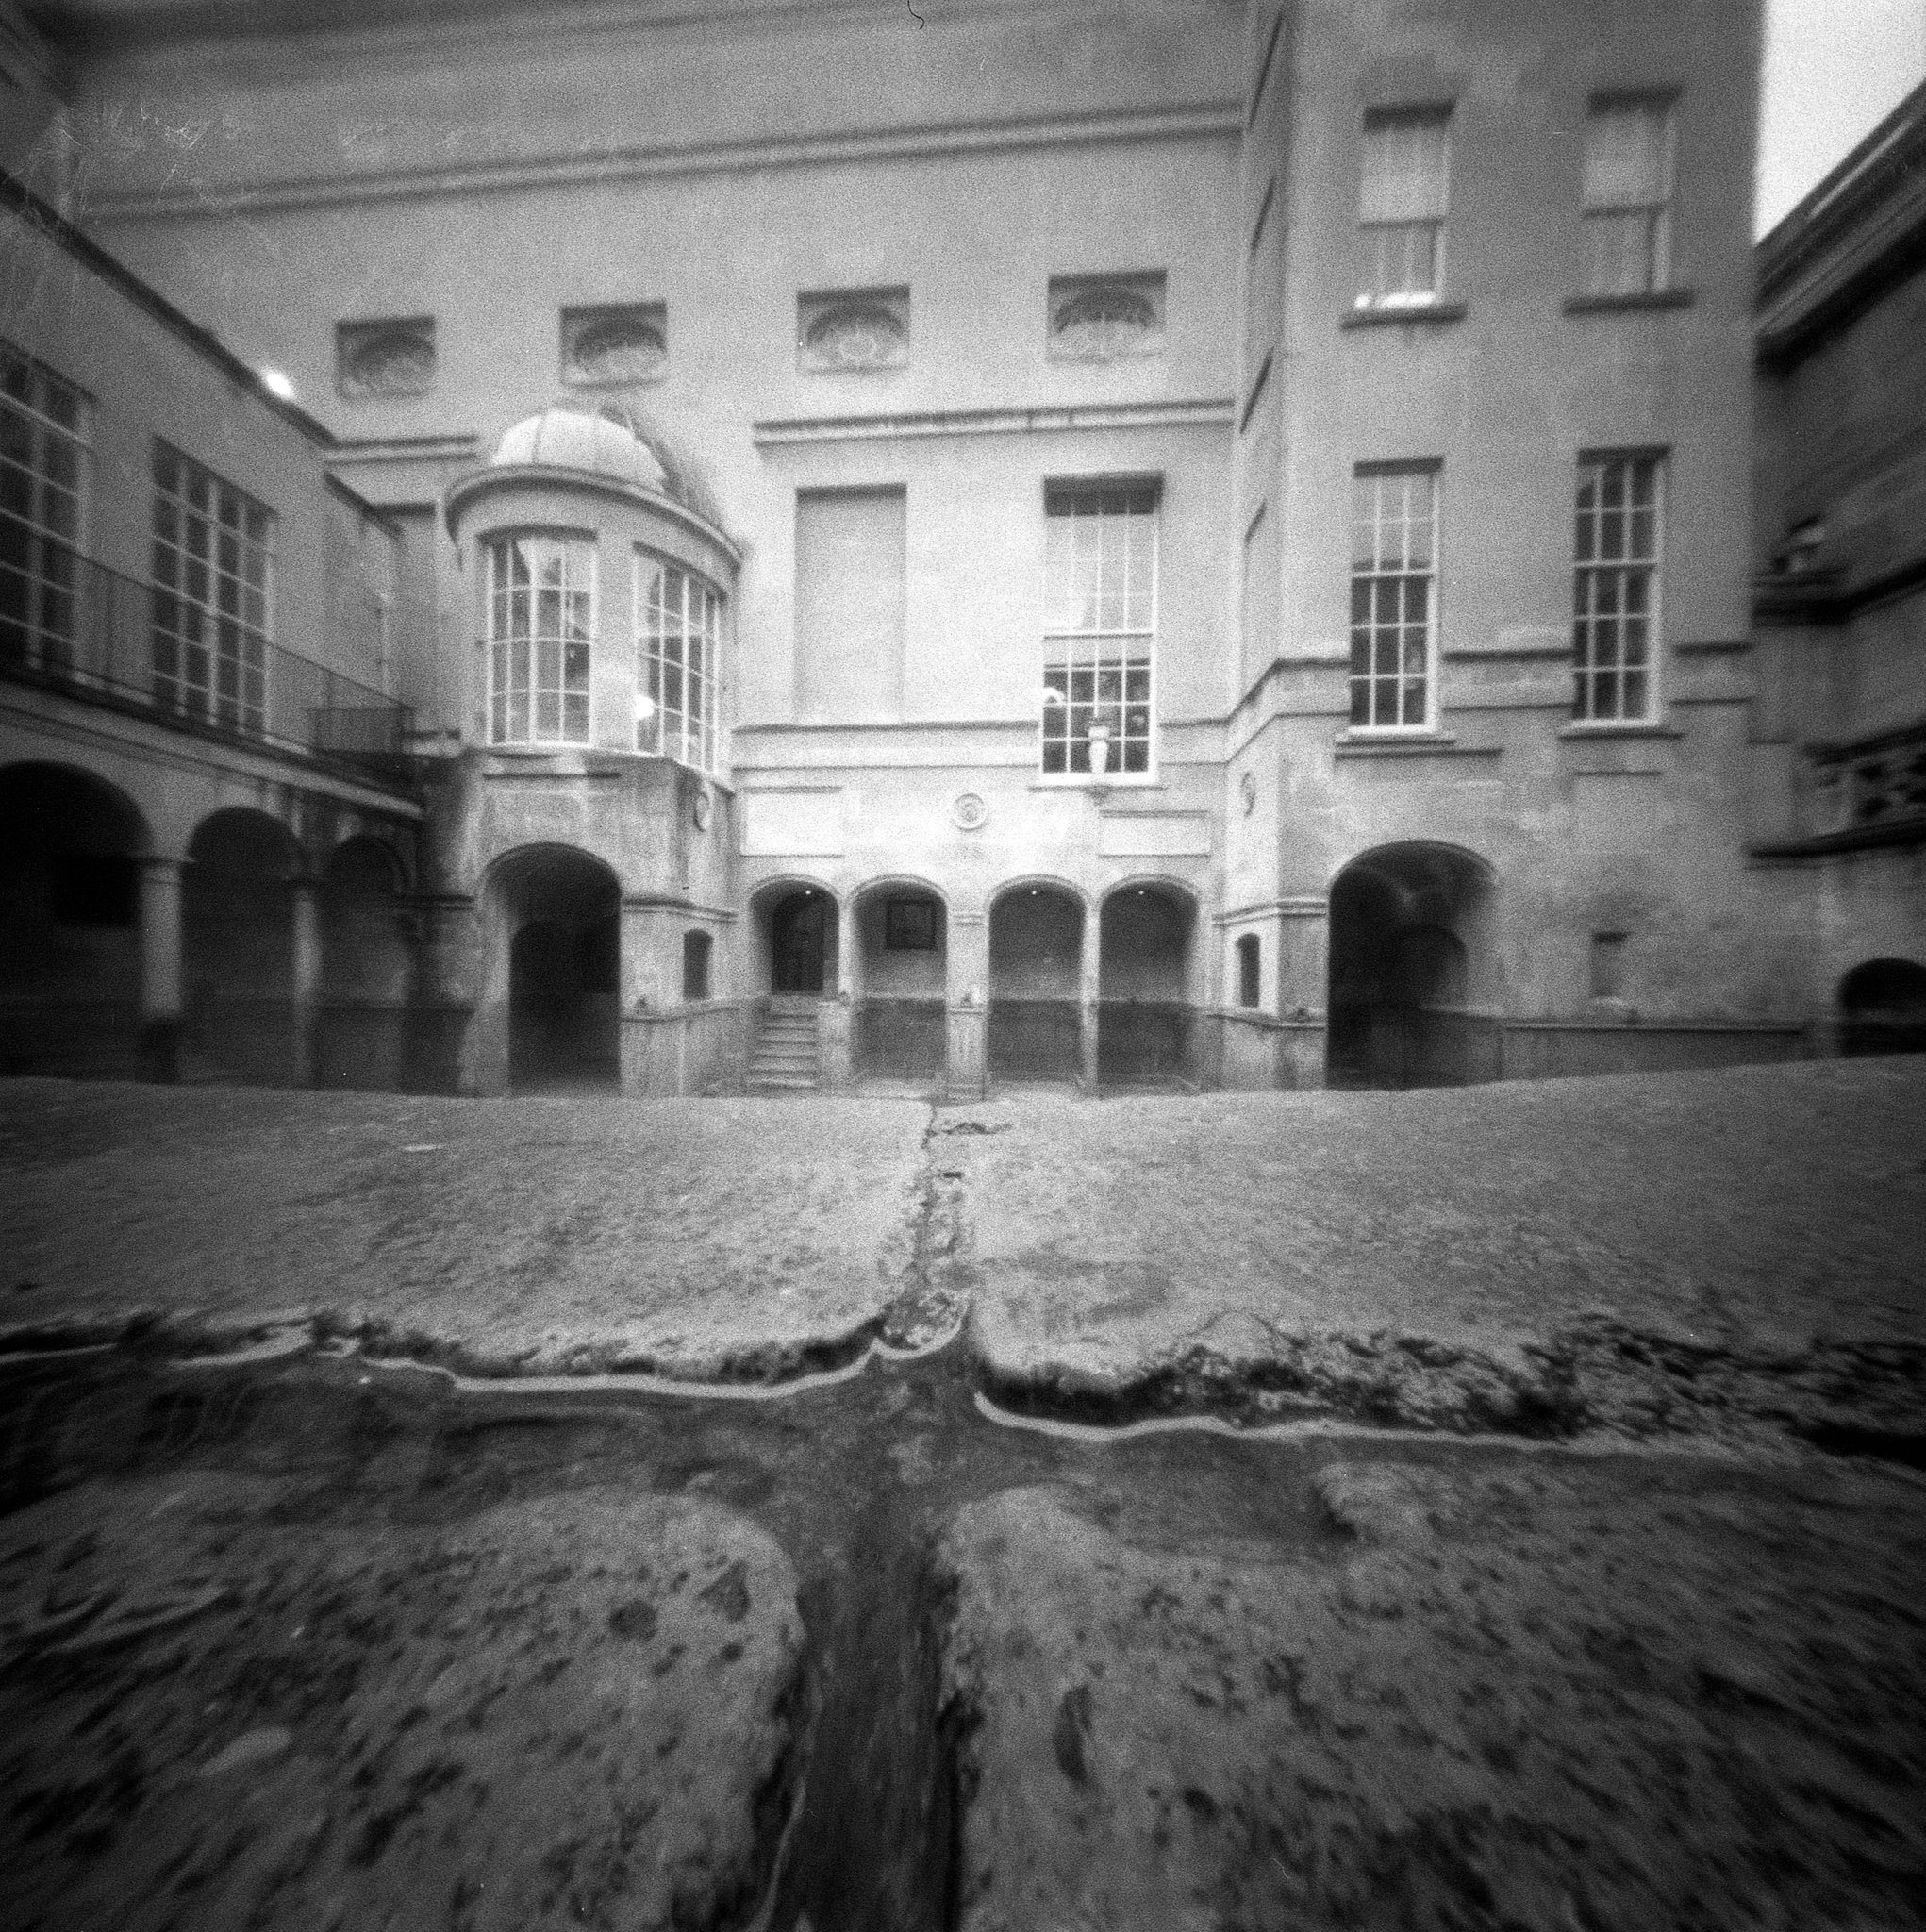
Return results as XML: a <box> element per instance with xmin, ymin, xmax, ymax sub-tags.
<box><xmin>0</xmin><ymin>538</ymin><xmax>413</xmax><ymax>774</ymax></box>
<box><xmin>1811</xmin><ymin>723</ymin><xmax>1926</xmax><ymax>842</ymax></box>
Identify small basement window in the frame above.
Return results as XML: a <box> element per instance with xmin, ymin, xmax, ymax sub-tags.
<box><xmin>682</xmin><ymin>930</ymin><xmax>713</xmax><ymax>1001</ymax></box>
<box><xmin>1237</xmin><ymin>932</ymin><xmax>1261</xmax><ymax>1008</ymax></box>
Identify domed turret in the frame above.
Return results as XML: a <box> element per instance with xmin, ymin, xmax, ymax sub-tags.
<box><xmin>484</xmin><ymin>399</ymin><xmax>722</xmax><ymax>526</ymax></box>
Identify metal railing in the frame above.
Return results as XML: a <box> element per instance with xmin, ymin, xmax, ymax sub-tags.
<box><xmin>0</xmin><ymin>538</ymin><xmax>413</xmax><ymax>774</ymax></box>
<box><xmin>1811</xmin><ymin>723</ymin><xmax>1926</xmax><ymax>840</ymax></box>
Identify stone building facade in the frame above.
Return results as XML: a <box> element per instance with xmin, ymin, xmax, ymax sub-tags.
<box><xmin>1</xmin><ymin>0</ymin><xmax>1917</xmax><ymax>1097</ymax></box>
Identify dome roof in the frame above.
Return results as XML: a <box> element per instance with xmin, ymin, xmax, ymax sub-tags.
<box><xmin>487</xmin><ymin>399</ymin><xmax>722</xmax><ymax>526</ymax></box>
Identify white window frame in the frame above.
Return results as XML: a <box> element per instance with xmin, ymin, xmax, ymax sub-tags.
<box><xmin>151</xmin><ymin>441</ymin><xmax>274</xmax><ymax>736</ymax></box>
<box><xmin>484</xmin><ymin>531</ymin><xmax>596</xmax><ymax>747</ymax></box>
<box><xmin>635</xmin><ymin>550</ymin><xmax>722</xmax><ymax>774</ymax></box>
<box><xmin>1571</xmin><ymin>452</ymin><xmax>1664</xmax><ymax>724</ymax></box>
<box><xmin>1582</xmin><ymin>97</ymin><xmax>1677</xmax><ymax>298</ymax></box>
<box><xmin>1355</xmin><ymin>107</ymin><xmax>1453</xmax><ymax>312</ymax></box>
<box><xmin>0</xmin><ymin>341</ymin><xmax>91</xmax><ymax>675</ymax></box>
<box><xmin>1348</xmin><ymin>463</ymin><xmax>1440</xmax><ymax>733</ymax></box>
<box><xmin>1038</xmin><ymin>481</ymin><xmax>1159</xmax><ymax>784</ymax></box>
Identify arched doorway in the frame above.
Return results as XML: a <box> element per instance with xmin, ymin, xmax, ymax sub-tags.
<box><xmin>485</xmin><ymin>846</ymin><xmax>621</xmax><ymax>1090</ymax></box>
<box><xmin>319</xmin><ymin>836</ymin><xmax>412</xmax><ymax>1089</ymax></box>
<box><xmin>1097</xmin><ymin>882</ymin><xmax>1196</xmax><ymax>1087</ymax></box>
<box><xmin>1327</xmin><ymin>841</ymin><xmax>1494</xmax><ymax>1089</ymax></box>
<box><xmin>988</xmin><ymin>882</ymin><xmax>1084</xmax><ymax>1080</ymax></box>
<box><xmin>0</xmin><ymin>762</ymin><xmax>148</xmax><ymax>1077</ymax></box>
<box><xmin>853</xmin><ymin>881</ymin><xmax>946</xmax><ymax>1081</ymax></box>
<box><xmin>1838</xmin><ymin>958</ymin><xmax>1926</xmax><ymax>1056</ymax></box>
<box><xmin>762</xmin><ymin>885</ymin><xmax>838</xmax><ymax>995</ymax></box>
<box><xmin>184</xmin><ymin>807</ymin><xmax>302</xmax><ymax>1084</ymax></box>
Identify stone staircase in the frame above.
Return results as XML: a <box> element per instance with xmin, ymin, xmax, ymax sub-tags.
<box><xmin>747</xmin><ymin>996</ymin><xmax>822</xmax><ymax>1094</ymax></box>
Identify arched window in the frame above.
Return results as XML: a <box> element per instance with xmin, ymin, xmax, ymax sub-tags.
<box><xmin>637</xmin><ymin>556</ymin><xmax>722</xmax><ymax>772</ymax></box>
<box><xmin>682</xmin><ymin>929</ymin><xmax>713</xmax><ymax>1001</ymax></box>
<box><xmin>1236</xmin><ymin>932</ymin><xmax>1261</xmax><ymax>1008</ymax></box>
<box><xmin>486</xmin><ymin>534</ymin><xmax>594</xmax><ymax>745</ymax></box>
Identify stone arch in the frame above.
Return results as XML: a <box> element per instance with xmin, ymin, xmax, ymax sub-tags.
<box><xmin>1838</xmin><ymin>957</ymin><xmax>1926</xmax><ymax>1057</ymax></box>
<box><xmin>0</xmin><ymin>762</ymin><xmax>152</xmax><ymax>1076</ymax></box>
<box><xmin>474</xmin><ymin>842</ymin><xmax>623</xmax><ymax>1091</ymax></box>
<box><xmin>749</xmin><ymin>874</ymin><xmax>840</xmax><ymax>996</ymax></box>
<box><xmin>182</xmin><ymin>806</ymin><xmax>305</xmax><ymax>1085</ymax></box>
<box><xmin>850</xmin><ymin>875</ymin><xmax>948</xmax><ymax>1081</ymax></box>
<box><xmin>988</xmin><ymin>877</ymin><xmax>1088</xmax><ymax>1082</ymax></box>
<box><xmin>1328</xmin><ymin>841</ymin><xmax>1496</xmax><ymax>1089</ymax></box>
<box><xmin>1097</xmin><ymin>876</ymin><xmax>1200</xmax><ymax>1087</ymax></box>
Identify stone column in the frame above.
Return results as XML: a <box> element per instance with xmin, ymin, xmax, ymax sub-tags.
<box><xmin>945</xmin><ymin>910</ymin><xmax>988</xmax><ymax>1101</ymax></box>
<box><xmin>291</xmin><ymin>875</ymin><xmax>324</xmax><ymax>1087</ymax></box>
<box><xmin>1078</xmin><ymin>898</ymin><xmax>1103</xmax><ymax>1091</ymax></box>
<box><xmin>1275</xmin><ymin>894</ymin><xmax>1330</xmax><ymax>1089</ymax></box>
<box><xmin>138</xmin><ymin>857</ymin><xmax>184</xmax><ymax>1082</ymax></box>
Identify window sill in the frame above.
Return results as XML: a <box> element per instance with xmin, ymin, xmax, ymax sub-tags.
<box><xmin>1341</xmin><ymin>301</ymin><xmax>1468</xmax><ymax>330</ymax></box>
<box><xmin>1557</xmin><ymin>721</ymin><xmax>1683</xmax><ymax>740</ymax></box>
<box><xmin>1333</xmin><ymin>731</ymin><xmax>1500</xmax><ymax>759</ymax></box>
<box><xmin>1562</xmin><ymin>289</ymin><xmax>1696</xmax><ymax>314</ymax></box>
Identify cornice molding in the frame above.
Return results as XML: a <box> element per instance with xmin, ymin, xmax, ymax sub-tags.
<box><xmin>753</xmin><ymin>397</ymin><xmax>1235</xmax><ymax>446</ymax></box>
<box><xmin>83</xmin><ymin>101</ymin><xmax>1242</xmax><ymax>221</ymax></box>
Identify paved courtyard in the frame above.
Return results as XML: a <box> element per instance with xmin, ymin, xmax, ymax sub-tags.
<box><xmin>3</xmin><ymin>1061</ymin><xmax>1922</xmax><ymax>1931</ymax></box>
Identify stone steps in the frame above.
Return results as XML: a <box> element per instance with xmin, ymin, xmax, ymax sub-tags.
<box><xmin>747</xmin><ymin>1002</ymin><xmax>822</xmax><ymax>1094</ymax></box>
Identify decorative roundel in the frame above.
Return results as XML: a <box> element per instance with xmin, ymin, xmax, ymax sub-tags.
<box><xmin>805</xmin><ymin>303</ymin><xmax>908</xmax><ymax>369</ymax></box>
<box><xmin>569</xmin><ymin>316</ymin><xmax>667</xmax><ymax>385</ymax></box>
<box><xmin>1241</xmin><ymin>771</ymin><xmax>1258</xmax><ymax>816</ymax></box>
<box><xmin>951</xmin><ymin>791</ymin><xmax>989</xmax><ymax>832</ymax></box>
<box><xmin>692</xmin><ymin>788</ymin><xmax>712</xmax><ymax>831</ymax></box>
<box><xmin>1053</xmin><ymin>286</ymin><xmax>1158</xmax><ymax>358</ymax></box>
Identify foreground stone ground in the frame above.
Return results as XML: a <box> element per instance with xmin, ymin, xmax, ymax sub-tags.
<box><xmin>2</xmin><ymin>1062</ymin><xmax>1922</xmax><ymax>1930</ymax></box>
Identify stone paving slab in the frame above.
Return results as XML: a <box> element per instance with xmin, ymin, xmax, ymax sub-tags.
<box><xmin>937</xmin><ymin>1464</ymin><xmax>1926</xmax><ymax>1932</ymax></box>
<box><xmin>0</xmin><ymin>1081</ymin><xmax>930</xmax><ymax>1378</ymax></box>
<box><xmin>1</xmin><ymin>1469</ymin><xmax>804</xmax><ymax>1932</ymax></box>
<box><xmin>944</xmin><ymin>1060</ymin><xmax>1926</xmax><ymax>1435</ymax></box>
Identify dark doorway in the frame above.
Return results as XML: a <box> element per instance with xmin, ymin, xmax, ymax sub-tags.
<box><xmin>989</xmin><ymin>886</ymin><xmax>1083</xmax><ymax>1080</ymax></box>
<box><xmin>1327</xmin><ymin>842</ymin><xmax>1492</xmax><ymax>1089</ymax></box>
<box><xmin>184</xmin><ymin>807</ymin><xmax>301</xmax><ymax>1085</ymax></box>
<box><xmin>1097</xmin><ymin>884</ymin><xmax>1195</xmax><ymax>1087</ymax></box>
<box><xmin>772</xmin><ymin>891</ymin><xmax>829</xmax><ymax>993</ymax></box>
<box><xmin>1838</xmin><ymin>958</ymin><xmax>1926</xmax><ymax>1056</ymax></box>
<box><xmin>488</xmin><ymin>845</ymin><xmax>622</xmax><ymax>1090</ymax></box>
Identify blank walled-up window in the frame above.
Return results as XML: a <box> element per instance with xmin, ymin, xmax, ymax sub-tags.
<box><xmin>1041</xmin><ymin>483</ymin><xmax>1157</xmax><ymax>777</ymax></box>
<box><xmin>1350</xmin><ymin>466</ymin><xmax>1437</xmax><ymax>729</ymax></box>
<box><xmin>794</xmin><ymin>487</ymin><xmax>906</xmax><ymax>721</ymax></box>
<box><xmin>1237</xmin><ymin>933</ymin><xmax>1261</xmax><ymax>1008</ymax></box>
<box><xmin>682</xmin><ymin>930</ymin><xmax>712</xmax><ymax>1001</ymax></box>
<box><xmin>1572</xmin><ymin>455</ymin><xmax>1662</xmax><ymax>723</ymax></box>
<box><xmin>1357</xmin><ymin>108</ymin><xmax>1451</xmax><ymax>309</ymax></box>
<box><xmin>1583</xmin><ymin>100</ymin><xmax>1675</xmax><ymax>296</ymax></box>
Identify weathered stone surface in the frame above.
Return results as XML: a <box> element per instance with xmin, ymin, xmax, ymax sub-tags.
<box><xmin>936</xmin><ymin>1469</ymin><xmax>1926</xmax><ymax>1932</ymax></box>
<box><xmin>0</xmin><ymin>1082</ymin><xmax>929</xmax><ymax>1378</ymax></box>
<box><xmin>0</xmin><ymin>1471</ymin><xmax>804</xmax><ymax>1932</ymax></box>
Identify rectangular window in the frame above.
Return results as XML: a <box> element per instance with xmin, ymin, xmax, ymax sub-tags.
<box><xmin>885</xmin><ymin>898</ymin><xmax>938</xmax><ymax>951</ymax></box>
<box><xmin>1357</xmin><ymin>108</ymin><xmax>1451</xmax><ymax>309</ymax></box>
<box><xmin>1583</xmin><ymin>99</ymin><xmax>1675</xmax><ymax>296</ymax></box>
<box><xmin>1572</xmin><ymin>454</ymin><xmax>1662</xmax><ymax>723</ymax></box>
<box><xmin>637</xmin><ymin>557</ymin><xmax>722</xmax><ymax>771</ymax></box>
<box><xmin>1</xmin><ymin>341</ymin><xmax>90</xmax><ymax>673</ymax></box>
<box><xmin>1237</xmin><ymin>933</ymin><xmax>1261</xmax><ymax>1008</ymax></box>
<box><xmin>1349</xmin><ymin>465</ymin><xmax>1437</xmax><ymax>729</ymax></box>
<box><xmin>485</xmin><ymin>533</ymin><xmax>594</xmax><ymax>745</ymax></box>
<box><xmin>1041</xmin><ymin>482</ymin><xmax>1157</xmax><ymax>777</ymax></box>
<box><xmin>151</xmin><ymin>443</ymin><xmax>273</xmax><ymax>735</ymax></box>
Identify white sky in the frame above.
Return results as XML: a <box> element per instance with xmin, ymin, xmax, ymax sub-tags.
<box><xmin>1757</xmin><ymin>0</ymin><xmax>1926</xmax><ymax>233</ymax></box>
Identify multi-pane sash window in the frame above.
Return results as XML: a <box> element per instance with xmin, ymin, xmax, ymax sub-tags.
<box><xmin>1357</xmin><ymin>108</ymin><xmax>1451</xmax><ymax>308</ymax></box>
<box><xmin>0</xmin><ymin>343</ymin><xmax>89</xmax><ymax>672</ymax></box>
<box><xmin>637</xmin><ymin>556</ymin><xmax>722</xmax><ymax>771</ymax></box>
<box><xmin>1350</xmin><ymin>466</ymin><xmax>1437</xmax><ymax>729</ymax></box>
<box><xmin>486</xmin><ymin>534</ymin><xmax>594</xmax><ymax>745</ymax></box>
<box><xmin>151</xmin><ymin>444</ymin><xmax>273</xmax><ymax>734</ymax></box>
<box><xmin>1041</xmin><ymin>483</ymin><xmax>1156</xmax><ymax>776</ymax></box>
<box><xmin>1572</xmin><ymin>455</ymin><xmax>1662</xmax><ymax>723</ymax></box>
<box><xmin>1583</xmin><ymin>100</ymin><xmax>1674</xmax><ymax>296</ymax></box>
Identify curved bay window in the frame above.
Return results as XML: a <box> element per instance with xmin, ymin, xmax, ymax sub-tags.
<box><xmin>486</xmin><ymin>534</ymin><xmax>594</xmax><ymax>745</ymax></box>
<box><xmin>636</xmin><ymin>555</ymin><xmax>722</xmax><ymax>772</ymax></box>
